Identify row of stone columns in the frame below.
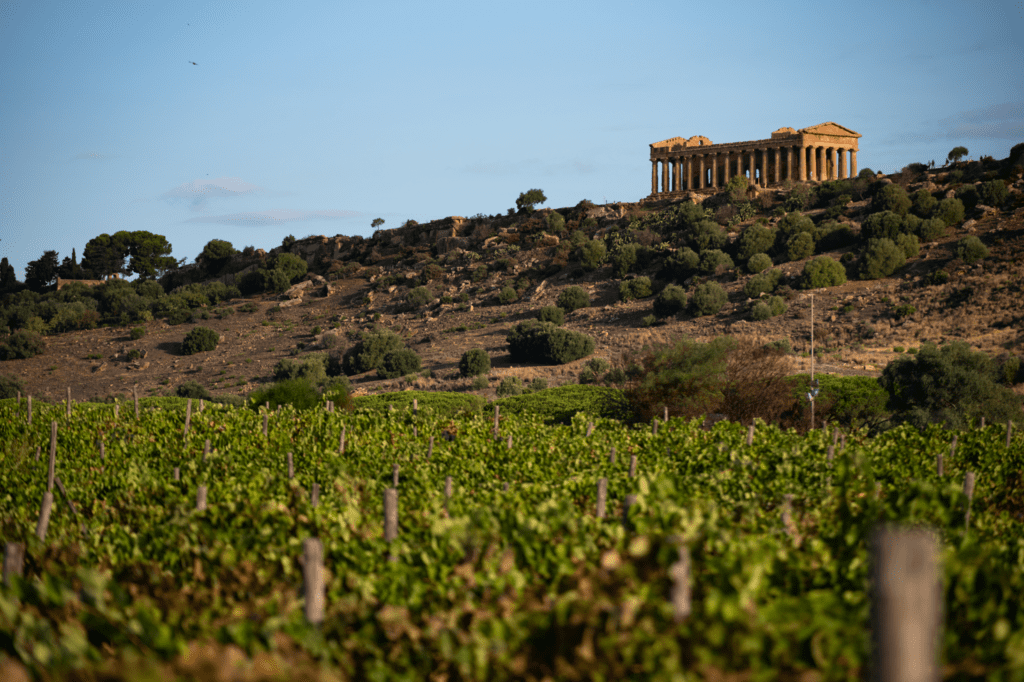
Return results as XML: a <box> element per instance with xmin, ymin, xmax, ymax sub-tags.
<box><xmin>651</xmin><ymin>145</ymin><xmax>857</xmax><ymax>195</ymax></box>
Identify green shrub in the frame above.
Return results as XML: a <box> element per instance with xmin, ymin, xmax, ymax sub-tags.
<box><xmin>641</xmin><ymin>314</ymin><xmax>657</xmax><ymax>328</ymax></box>
<box><xmin>378</xmin><ymin>348</ymin><xmax>421</xmax><ymax>379</ymax></box>
<box><xmin>791</xmin><ymin>373</ymin><xmax>890</xmax><ymax>432</ymax></box>
<box><xmin>859</xmin><ymin>238</ymin><xmax>906</xmax><ymax>280</ymax></box>
<box><xmin>879</xmin><ymin>341</ymin><xmax>1023</xmax><ymax>429</ymax></box>
<box><xmin>471</xmin><ymin>264</ymin><xmax>488</xmax><ymax>282</ymax></box>
<box><xmin>911</xmin><ymin>189</ymin><xmax>938</xmax><ymax>218</ymax></box>
<box><xmin>343</xmin><ymin>328</ymin><xmax>405</xmax><ymax>375</ymax></box>
<box><xmin>699</xmin><ymin>249</ymin><xmax>734</xmax><ymax>274</ymax></box>
<box><xmin>736</xmin><ymin>224</ymin><xmax>775</xmax><ymax>262</ymax></box>
<box><xmin>406</xmin><ymin>286</ymin><xmax>433</xmax><ymax>308</ymax></box>
<box><xmin>652</xmin><ymin>284</ymin><xmax>687</xmax><ymax>318</ymax></box>
<box><xmin>578</xmin><ymin>240</ymin><xmax>607</xmax><ymax>271</ymax></box>
<box><xmin>861</xmin><ymin>211</ymin><xmax>911</xmax><ymax>241</ymax></box>
<box><xmin>248</xmin><ymin>377</ymin><xmax>321</xmax><ymax>411</ymax></box>
<box><xmin>800</xmin><ymin>256</ymin><xmax>847</xmax><ymax>289</ymax></box>
<box><xmin>746</xmin><ymin>253</ymin><xmax>773</xmax><ymax>274</ymax></box>
<box><xmin>813</xmin><ymin>221</ymin><xmax>856</xmax><ymax>252</ymax></box>
<box><xmin>774</xmin><ymin>213</ymin><xmax>815</xmax><ymax>254</ymax></box>
<box><xmin>611</xmin><ymin>243</ymin><xmax>638</xmax><ymax>278</ymax></box>
<box><xmin>537</xmin><ymin>306</ymin><xmax>565</xmax><ymax>325</ymax></box>
<box><xmin>546</xmin><ymin>211</ymin><xmax>566</xmax><ymax>233</ymax></box>
<box><xmin>270</xmin><ymin>252</ymin><xmax>308</xmax><ymax>283</ymax></box>
<box><xmin>977</xmin><ymin>179</ymin><xmax>1008</xmax><ymax>206</ymax></box>
<box><xmin>459</xmin><ymin>348</ymin><xmax>491</xmax><ymax>377</ymax></box>
<box><xmin>934</xmin><ymin>197</ymin><xmax>965</xmax><ymax>225</ymax></box>
<box><xmin>471</xmin><ymin>375</ymin><xmax>489</xmax><ymax>390</ymax></box>
<box><xmin>130</xmin><ymin>326</ymin><xmax>146</xmax><ymax>340</ymax></box>
<box><xmin>750</xmin><ymin>295</ymin><xmax>787</xmax><ymax>321</ymax></box>
<box><xmin>180</xmin><ymin>326</ymin><xmax>219</xmax><ymax>355</ymax></box>
<box><xmin>689</xmin><ymin>220</ymin><xmax>727</xmax><ymax>252</ymax></box>
<box><xmin>496</xmin><ymin>376</ymin><xmax>524</xmax><ymax>397</ymax></box>
<box><xmin>274</xmin><ymin>354</ymin><xmax>328</xmax><ymax>385</ymax></box>
<box><xmin>896</xmin><ymin>232</ymin><xmax>920</xmax><ymax>259</ymax></box>
<box><xmin>237</xmin><ymin>302</ymin><xmax>258</xmax><ymax>313</ymax></box>
<box><xmin>0</xmin><ymin>374</ymin><xmax>26</xmax><ymax>398</ymax></box>
<box><xmin>743</xmin><ymin>269</ymin><xmax>783</xmax><ymax>298</ymax></box>
<box><xmin>785</xmin><ymin>232</ymin><xmax>815</xmax><ymax>261</ymax></box>
<box><xmin>662</xmin><ymin>248</ymin><xmax>700</xmax><ymax>281</ymax></box>
<box><xmin>1000</xmin><ymin>356</ymin><xmax>1022</xmax><ymax>385</ymax></box>
<box><xmin>690</xmin><ymin>281</ymin><xmax>727</xmax><ymax>316</ymax></box>
<box><xmin>917</xmin><ymin>218</ymin><xmax>946</xmax><ymax>242</ymax></box>
<box><xmin>498</xmin><ymin>286</ymin><xmax>518</xmax><ymax>305</ymax></box>
<box><xmin>618</xmin><ymin>276</ymin><xmax>653</xmax><ymax>301</ymax></box>
<box><xmin>955</xmin><ymin>236</ymin><xmax>989</xmax><ymax>264</ymax></box>
<box><xmin>507</xmin><ymin>320</ymin><xmax>595</xmax><ymax>365</ymax></box>
<box><xmin>165</xmin><ymin>309</ymin><xmax>190</xmax><ymax>326</ymax></box>
<box><xmin>870</xmin><ymin>184</ymin><xmax>912</xmax><ymax>215</ymax></box>
<box><xmin>894</xmin><ymin>303</ymin><xmax>916</xmax><ymax>318</ymax></box>
<box><xmin>175</xmin><ymin>380</ymin><xmax>213</xmax><ymax>401</ymax></box>
<box><xmin>557</xmin><ymin>286</ymin><xmax>590</xmax><ymax>312</ymax></box>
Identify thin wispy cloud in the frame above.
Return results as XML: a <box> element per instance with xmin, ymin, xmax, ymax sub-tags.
<box><xmin>160</xmin><ymin>176</ymin><xmax>273</xmax><ymax>212</ymax></box>
<box><xmin>886</xmin><ymin>101</ymin><xmax>1024</xmax><ymax>145</ymax></box>
<box><xmin>184</xmin><ymin>209</ymin><xmax>360</xmax><ymax>226</ymax></box>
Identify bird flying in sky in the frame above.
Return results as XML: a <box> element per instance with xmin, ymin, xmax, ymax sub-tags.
<box><xmin>189</xmin><ymin>61</ymin><xmax>197</xmax><ymax>65</ymax></box>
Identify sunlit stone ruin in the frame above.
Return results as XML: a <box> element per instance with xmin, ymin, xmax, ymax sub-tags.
<box><xmin>648</xmin><ymin>122</ymin><xmax>861</xmax><ymax>198</ymax></box>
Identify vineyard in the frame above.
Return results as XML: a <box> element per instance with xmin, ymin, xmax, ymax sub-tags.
<box><xmin>1</xmin><ymin>393</ymin><xmax>1023</xmax><ymax>681</ymax></box>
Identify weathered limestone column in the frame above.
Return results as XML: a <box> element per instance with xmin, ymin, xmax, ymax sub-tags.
<box><xmin>808</xmin><ymin>146</ymin><xmax>816</xmax><ymax>181</ymax></box>
<box><xmin>799</xmin><ymin>147</ymin><xmax>807</xmax><ymax>181</ymax></box>
<box><xmin>652</xmin><ymin>161</ymin><xmax>658</xmax><ymax>194</ymax></box>
<box><xmin>838</xmin><ymin>148</ymin><xmax>847</xmax><ymax>179</ymax></box>
<box><xmin>673</xmin><ymin>159</ymin><xmax>681</xmax><ymax>191</ymax></box>
<box><xmin>682</xmin><ymin>157</ymin><xmax>690</xmax><ymax>190</ymax></box>
<box><xmin>711</xmin><ymin>154</ymin><xmax>718</xmax><ymax>188</ymax></box>
<box><xmin>662</xmin><ymin>160</ymin><xmax>669</xmax><ymax>193</ymax></box>
<box><xmin>851</xmin><ymin>150</ymin><xmax>858</xmax><ymax>177</ymax></box>
<box><xmin>774</xmin><ymin>148</ymin><xmax>781</xmax><ymax>184</ymax></box>
<box><xmin>696</xmin><ymin>156</ymin><xmax>704</xmax><ymax>189</ymax></box>
<box><xmin>748</xmin><ymin>150</ymin><xmax>756</xmax><ymax>185</ymax></box>
<box><xmin>787</xmin><ymin>147</ymin><xmax>793</xmax><ymax>181</ymax></box>
<box><xmin>828</xmin><ymin>148</ymin><xmax>836</xmax><ymax>180</ymax></box>
<box><xmin>817</xmin><ymin>147</ymin><xmax>825</xmax><ymax>181</ymax></box>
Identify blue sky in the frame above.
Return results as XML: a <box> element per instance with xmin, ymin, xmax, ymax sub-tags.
<box><xmin>1</xmin><ymin>0</ymin><xmax>1022</xmax><ymax>280</ymax></box>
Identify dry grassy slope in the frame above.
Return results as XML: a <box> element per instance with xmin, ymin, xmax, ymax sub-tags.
<box><xmin>7</xmin><ymin>173</ymin><xmax>1024</xmax><ymax>404</ymax></box>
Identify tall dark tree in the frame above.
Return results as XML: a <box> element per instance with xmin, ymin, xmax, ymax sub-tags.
<box><xmin>82</xmin><ymin>233</ymin><xmax>128</xmax><ymax>278</ymax></box>
<box><xmin>24</xmin><ymin>250</ymin><xmax>60</xmax><ymax>292</ymax></box>
<box><xmin>57</xmin><ymin>247</ymin><xmax>84</xmax><ymax>280</ymax></box>
<box><xmin>196</xmin><ymin>239</ymin><xmax>237</xmax><ymax>275</ymax></box>
<box><xmin>124</xmin><ymin>230</ymin><xmax>177</xmax><ymax>279</ymax></box>
<box><xmin>0</xmin><ymin>257</ymin><xmax>19</xmax><ymax>294</ymax></box>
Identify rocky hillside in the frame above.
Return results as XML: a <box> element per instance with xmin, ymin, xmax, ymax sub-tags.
<box><xmin>2</xmin><ymin>151</ymin><xmax>1023</xmax><ymax>404</ymax></box>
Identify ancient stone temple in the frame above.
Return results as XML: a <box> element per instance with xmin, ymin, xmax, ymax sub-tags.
<box><xmin>647</xmin><ymin>122</ymin><xmax>861</xmax><ymax>198</ymax></box>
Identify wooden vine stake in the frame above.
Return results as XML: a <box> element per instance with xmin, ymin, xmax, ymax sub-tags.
<box><xmin>628</xmin><ymin>454</ymin><xmax>637</xmax><ymax>478</ymax></box>
<box><xmin>383</xmin><ymin>488</ymin><xmax>398</xmax><ymax>542</ymax></box>
<box><xmin>35</xmin><ymin>446</ymin><xmax>40</xmax><ymax>462</ymax></box>
<box><xmin>936</xmin><ymin>448</ymin><xmax>943</xmax><ymax>478</ymax></box>
<box><xmin>427</xmin><ymin>435</ymin><xmax>433</xmax><ymax>460</ymax></box>
<box><xmin>413</xmin><ymin>425</ymin><xmax>418</xmax><ymax>438</ymax></box>
<box><xmin>392</xmin><ymin>464</ymin><xmax>399</xmax><ymax>487</ymax></box>
<box><xmin>48</xmin><ymin>421</ymin><xmax>57</xmax><ymax>492</ymax></box>
<box><xmin>287</xmin><ymin>452</ymin><xmax>294</xmax><ymax>480</ymax></box>
<box><xmin>506</xmin><ymin>434</ymin><xmax>513</xmax><ymax>450</ymax></box>
<box><xmin>586</xmin><ymin>422</ymin><xmax>593</xmax><ymax>438</ymax></box>
<box><xmin>133</xmin><ymin>385</ymin><xmax>139</xmax><ymax>419</ymax></box>
<box><xmin>98</xmin><ymin>440</ymin><xmax>105</xmax><ymax>463</ymax></box>
<box><xmin>184</xmin><ymin>399</ymin><xmax>192</xmax><ymax>437</ymax></box>
<box><xmin>502</xmin><ymin>482</ymin><xmax>509</xmax><ymax>492</ymax></box>
<box><xmin>27</xmin><ymin>395</ymin><xmax>32</xmax><ymax>426</ymax></box>
<box><xmin>114</xmin><ymin>403</ymin><xmax>118</xmax><ymax>420</ymax></box>
<box><xmin>196</xmin><ymin>485</ymin><xmax>208</xmax><ymax>511</ymax></box>
<box><xmin>871</xmin><ymin>526</ymin><xmax>940</xmax><ymax>682</ymax></box>
<box><xmin>444</xmin><ymin>476</ymin><xmax>453</xmax><ymax>515</ymax></box>
<box><xmin>303</xmin><ymin>538</ymin><xmax>325</xmax><ymax>625</ymax></box>
<box><xmin>173</xmin><ymin>467</ymin><xmax>180</xmax><ymax>482</ymax></box>
<box><xmin>493</xmin><ymin>405</ymin><xmax>500</xmax><ymax>436</ymax></box>
<box><xmin>596</xmin><ymin>478</ymin><xmax>607</xmax><ymax>519</ymax></box>
<box><xmin>963</xmin><ymin>472</ymin><xmax>976</xmax><ymax>530</ymax></box>
<box><xmin>3</xmin><ymin>542</ymin><xmax>25</xmax><ymax>584</ymax></box>
<box><xmin>980</xmin><ymin>416</ymin><xmax>986</xmax><ymax>429</ymax></box>
<box><xmin>262</xmin><ymin>414</ymin><xmax>268</xmax><ymax>438</ymax></box>
<box><xmin>608</xmin><ymin>447</ymin><xmax>616</xmax><ymax>465</ymax></box>
<box><xmin>622</xmin><ymin>494</ymin><xmax>638</xmax><ymax>531</ymax></box>
<box><xmin>338</xmin><ymin>427</ymin><xmax>346</xmax><ymax>455</ymax></box>
<box><xmin>668</xmin><ymin>541</ymin><xmax>692</xmax><ymax>622</ymax></box>
<box><xmin>663</xmin><ymin>406</ymin><xmax>669</xmax><ymax>422</ymax></box>
<box><xmin>36</xmin><ymin>492</ymin><xmax>53</xmax><ymax>541</ymax></box>
<box><xmin>412</xmin><ymin>398</ymin><xmax>418</xmax><ymax>416</ymax></box>
<box><xmin>747</xmin><ymin>424</ymin><xmax>755</xmax><ymax>447</ymax></box>
<box><xmin>66</xmin><ymin>387</ymin><xmax>71</xmax><ymax>417</ymax></box>
<box><xmin>832</xmin><ymin>428</ymin><xmax>840</xmax><ymax>447</ymax></box>
<box><xmin>311</xmin><ymin>483</ymin><xmax>320</xmax><ymax>508</ymax></box>
<box><xmin>199</xmin><ymin>399</ymin><xmax>204</xmax><ymax>413</ymax></box>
